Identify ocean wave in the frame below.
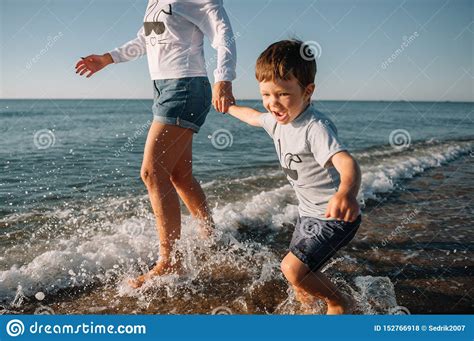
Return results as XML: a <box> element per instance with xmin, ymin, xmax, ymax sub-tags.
<box><xmin>359</xmin><ymin>140</ymin><xmax>472</xmax><ymax>200</ymax></box>
<box><xmin>0</xmin><ymin>139</ymin><xmax>471</xmax><ymax>308</ymax></box>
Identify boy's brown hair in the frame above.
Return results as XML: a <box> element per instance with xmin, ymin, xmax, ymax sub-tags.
<box><xmin>255</xmin><ymin>39</ymin><xmax>317</xmax><ymax>88</ymax></box>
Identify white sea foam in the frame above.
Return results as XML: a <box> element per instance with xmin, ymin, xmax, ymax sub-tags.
<box><xmin>360</xmin><ymin>141</ymin><xmax>471</xmax><ymax>200</ymax></box>
<box><xmin>0</xmin><ymin>140</ymin><xmax>471</xmax><ymax>307</ymax></box>
<box><xmin>353</xmin><ymin>276</ymin><xmax>406</xmax><ymax>314</ymax></box>
<box><xmin>0</xmin><ymin>218</ymin><xmax>158</xmax><ymax>301</ymax></box>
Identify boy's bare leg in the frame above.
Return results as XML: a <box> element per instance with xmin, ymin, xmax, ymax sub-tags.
<box><xmin>281</xmin><ymin>252</ymin><xmax>356</xmax><ymax>314</ymax></box>
<box><xmin>129</xmin><ymin>122</ymin><xmax>193</xmax><ymax>288</ymax></box>
<box><xmin>169</xmin><ymin>139</ymin><xmax>215</xmax><ymax>238</ymax></box>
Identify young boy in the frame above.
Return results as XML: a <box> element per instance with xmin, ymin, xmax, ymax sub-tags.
<box><xmin>227</xmin><ymin>40</ymin><xmax>361</xmax><ymax>314</ymax></box>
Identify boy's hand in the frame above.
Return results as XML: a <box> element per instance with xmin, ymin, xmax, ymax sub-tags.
<box><xmin>212</xmin><ymin>81</ymin><xmax>235</xmax><ymax>113</ymax></box>
<box><xmin>325</xmin><ymin>192</ymin><xmax>359</xmax><ymax>222</ymax></box>
<box><xmin>327</xmin><ymin>151</ymin><xmax>361</xmax><ymax>222</ymax></box>
<box><xmin>75</xmin><ymin>53</ymin><xmax>113</xmax><ymax>78</ymax></box>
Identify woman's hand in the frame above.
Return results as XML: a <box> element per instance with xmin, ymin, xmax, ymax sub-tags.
<box><xmin>75</xmin><ymin>53</ymin><xmax>114</xmax><ymax>78</ymax></box>
<box><xmin>212</xmin><ymin>81</ymin><xmax>235</xmax><ymax>113</ymax></box>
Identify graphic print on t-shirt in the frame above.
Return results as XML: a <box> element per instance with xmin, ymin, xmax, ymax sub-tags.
<box><xmin>278</xmin><ymin>139</ymin><xmax>302</xmax><ymax>183</ymax></box>
<box><xmin>144</xmin><ymin>1</ymin><xmax>172</xmax><ymax>45</ymax></box>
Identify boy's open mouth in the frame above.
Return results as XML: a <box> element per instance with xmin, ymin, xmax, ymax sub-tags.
<box><xmin>272</xmin><ymin>110</ymin><xmax>288</xmax><ymax>121</ymax></box>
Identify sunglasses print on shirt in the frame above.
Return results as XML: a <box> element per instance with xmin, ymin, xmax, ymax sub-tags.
<box><xmin>144</xmin><ymin>3</ymin><xmax>172</xmax><ymax>36</ymax></box>
<box><xmin>144</xmin><ymin>22</ymin><xmax>166</xmax><ymax>36</ymax></box>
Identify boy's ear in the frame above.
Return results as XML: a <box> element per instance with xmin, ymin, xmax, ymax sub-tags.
<box><xmin>305</xmin><ymin>83</ymin><xmax>316</xmax><ymax>99</ymax></box>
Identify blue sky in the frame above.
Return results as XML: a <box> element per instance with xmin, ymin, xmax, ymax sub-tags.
<box><xmin>1</xmin><ymin>0</ymin><xmax>472</xmax><ymax>101</ymax></box>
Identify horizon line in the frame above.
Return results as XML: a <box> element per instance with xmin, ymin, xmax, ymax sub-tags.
<box><xmin>0</xmin><ymin>98</ymin><xmax>472</xmax><ymax>103</ymax></box>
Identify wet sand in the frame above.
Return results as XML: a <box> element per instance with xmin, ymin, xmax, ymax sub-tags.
<box><xmin>351</xmin><ymin>154</ymin><xmax>473</xmax><ymax>314</ymax></box>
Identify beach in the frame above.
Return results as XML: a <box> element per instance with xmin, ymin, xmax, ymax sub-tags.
<box><xmin>0</xmin><ymin>99</ymin><xmax>472</xmax><ymax>314</ymax></box>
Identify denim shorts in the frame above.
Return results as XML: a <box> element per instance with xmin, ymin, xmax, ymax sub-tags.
<box><xmin>289</xmin><ymin>215</ymin><xmax>361</xmax><ymax>272</ymax></box>
<box><xmin>152</xmin><ymin>77</ymin><xmax>212</xmax><ymax>133</ymax></box>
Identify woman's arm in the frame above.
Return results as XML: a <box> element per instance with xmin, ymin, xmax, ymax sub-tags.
<box><xmin>108</xmin><ymin>26</ymin><xmax>147</xmax><ymax>63</ymax></box>
<box><xmin>227</xmin><ymin>105</ymin><xmax>263</xmax><ymax>127</ymax></box>
<box><xmin>189</xmin><ymin>2</ymin><xmax>236</xmax><ymax>83</ymax></box>
<box><xmin>182</xmin><ymin>2</ymin><xmax>237</xmax><ymax>112</ymax></box>
<box><xmin>76</xmin><ymin>25</ymin><xmax>146</xmax><ymax>78</ymax></box>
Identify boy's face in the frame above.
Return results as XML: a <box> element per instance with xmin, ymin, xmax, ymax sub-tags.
<box><xmin>259</xmin><ymin>76</ymin><xmax>315</xmax><ymax>125</ymax></box>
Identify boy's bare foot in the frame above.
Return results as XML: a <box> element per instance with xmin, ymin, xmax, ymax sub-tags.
<box><xmin>292</xmin><ymin>286</ymin><xmax>321</xmax><ymax>314</ymax></box>
<box><xmin>128</xmin><ymin>259</ymin><xmax>182</xmax><ymax>289</ymax></box>
<box><xmin>294</xmin><ymin>287</ymin><xmax>317</xmax><ymax>306</ymax></box>
<box><xmin>326</xmin><ymin>294</ymin><xmax>356</xmax><ymax>315</ymax></box>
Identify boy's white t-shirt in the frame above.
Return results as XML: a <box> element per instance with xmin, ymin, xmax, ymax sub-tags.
<box><xmin>109</xmin><ymin>0</ymin><xmax>236</xmax><ymax>82</ymax></box>
<box><xmin>260</xmin><ymin>104</ymin><xmax>347</xmax><ymax>218</ymax></box>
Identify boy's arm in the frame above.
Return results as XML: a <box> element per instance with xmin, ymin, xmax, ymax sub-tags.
<box><xmin>227</xmin><ymin>105</ymin><xmax>263</xmax><ymax>127</ymax></box>
<box><xmin>325</xmin><ymin>151</ymin><xmax>361</xmax><ymax>222</ymax></box>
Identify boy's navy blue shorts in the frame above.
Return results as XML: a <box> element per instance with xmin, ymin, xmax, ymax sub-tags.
<box><xmin>289</xmin><ymin>215</ymin><xmax>361</xmax><ymax>272</ymax></box>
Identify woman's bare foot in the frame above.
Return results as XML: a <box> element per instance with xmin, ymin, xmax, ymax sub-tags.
<box><xmin>326</xmin><ymin>294</ymin><xmax>356</xmax><ymax>315</ymax></box>
<box><xmin>128</xmin><ymin>259</ymin><xmax>182</xmax><ymax>289</ymax></box>
<box><xmin>197</xmin><ymin>217</ymin><xmax>215</xmax><ymax>239</ymax></box>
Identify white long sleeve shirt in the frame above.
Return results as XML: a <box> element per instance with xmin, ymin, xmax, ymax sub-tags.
<box><xmin>109</xmin><ymin>0</ymin><xmax>236</xmax><ymax>82</ymax></box>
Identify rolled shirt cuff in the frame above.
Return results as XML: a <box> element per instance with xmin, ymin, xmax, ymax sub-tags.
<box><xmin>214</xmin><ymin>69</ymin><xmax>236</xmax><ymax>83</ymax></box>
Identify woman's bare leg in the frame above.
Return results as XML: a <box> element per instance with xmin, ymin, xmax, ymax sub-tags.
<box><xmin>169</xmin><ymin>137</ymin><xmax>214</xmax><ymax>237</ymax></box>
<box><xmin>130</xmin><ymin>122</ymin><xmax>193</xmax><ymax>288</ymax></box>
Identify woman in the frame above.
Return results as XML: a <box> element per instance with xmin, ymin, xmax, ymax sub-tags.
<box><xmin>75</xmin><ymin>0</ymin><xmax>236</xmax><ymax>288</ymax></box>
